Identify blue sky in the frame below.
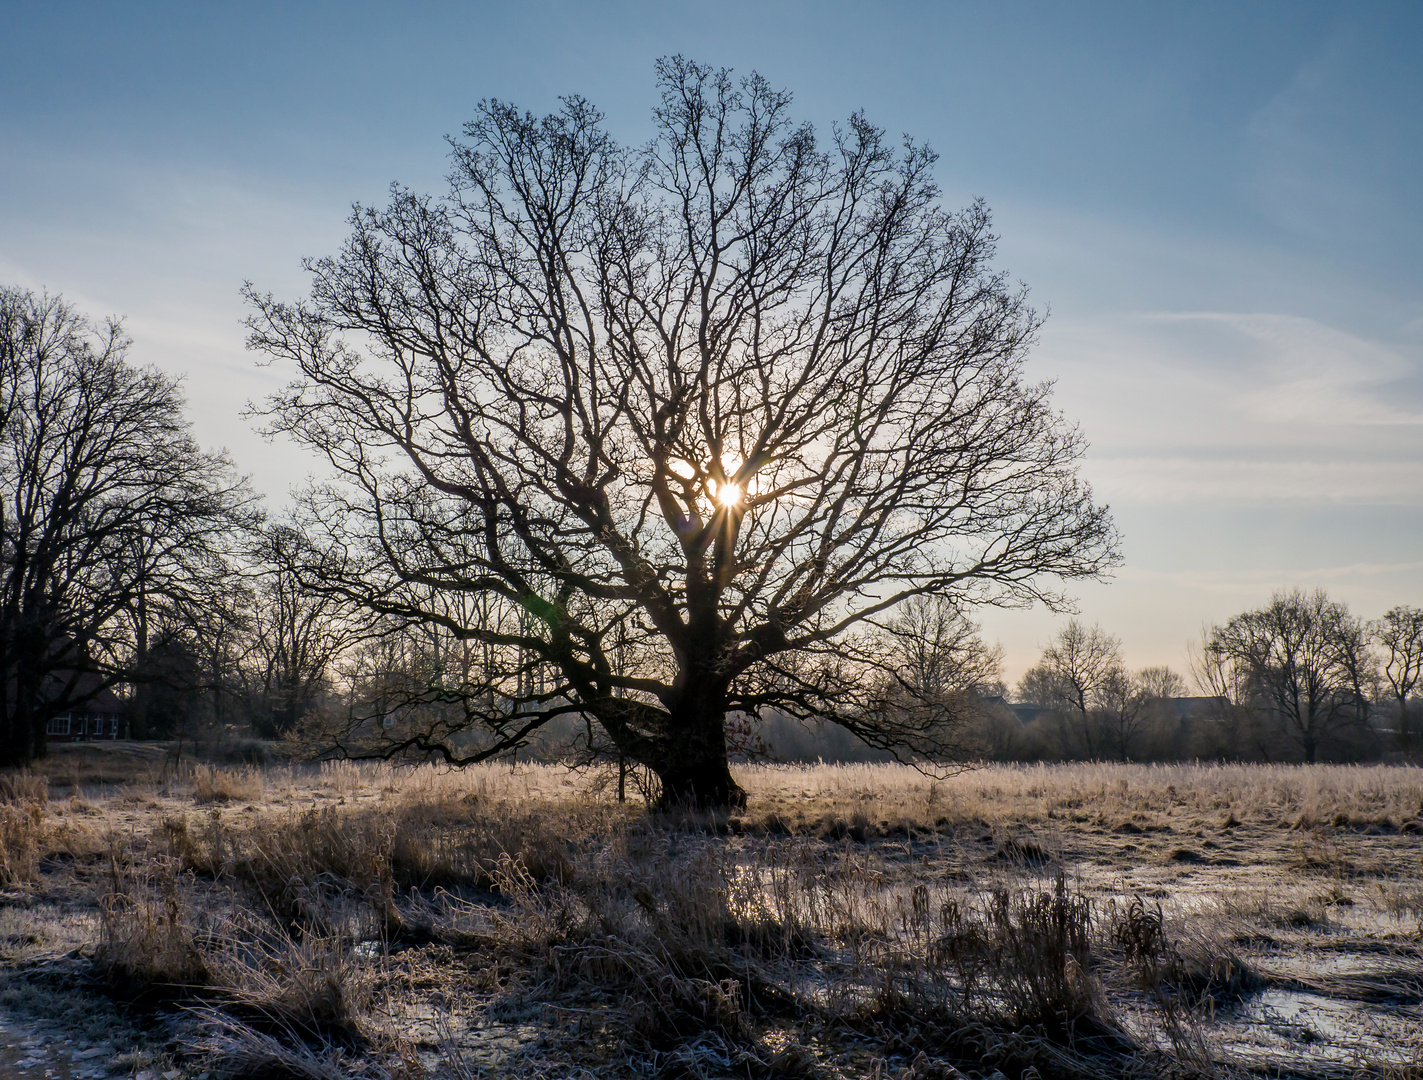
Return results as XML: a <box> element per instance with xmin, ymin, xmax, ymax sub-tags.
<box><xmin>3</xmin><ymin>1</ymin><xmax>1421</xmax><ymax>681</ymax></box>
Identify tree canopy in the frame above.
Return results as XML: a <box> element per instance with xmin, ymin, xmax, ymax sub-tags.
<box><xmin>246</xmin><ymin>58</ymin><xmax>1119</xmax><ymax>805</ymax></box>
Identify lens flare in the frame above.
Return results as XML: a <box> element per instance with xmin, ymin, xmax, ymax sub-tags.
<box><xmin>717</xmin><ymin>481</ymin><xmax>742</xmax><ymax>507</ymax></box>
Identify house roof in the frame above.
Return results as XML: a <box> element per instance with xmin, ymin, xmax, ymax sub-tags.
<box><xmin>41</xmin><ymin>670</ymin><xmax>125</xmax><ymax>714</ymax></box>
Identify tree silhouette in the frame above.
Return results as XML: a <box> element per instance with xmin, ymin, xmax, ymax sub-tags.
<box><xmin>246</xmin><ymin>59</ymin><xmax>1118</xmax><ymax>806</ymax></box>
<box><xmin>1372</xmin><ymin>606</ymin><xmax>1423</xmax><ymax>745</ymax></box>
<box><xmin>1017</xmin><ymin>620</ymin><xmax>1124</xmax><ymax>758</ymax></box>
<box><xmin>1203</xmin><ymin>589</ymin><xmax>1372</xmax><ymax>764</ymax></box>
<box><xmin>0</xmin><ymin>288</ymin><xmax>255</xmax><ymax>764</ymax></box>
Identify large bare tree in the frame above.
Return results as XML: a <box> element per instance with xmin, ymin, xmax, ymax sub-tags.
<box><xmin>0</xmin><ymin>288</ymin><xmax>256</xmax><ymax>764</ymax></box>
<box><xmin>245</xmin><ymin>59</ymin><xmax>1118</xmax><ymax>806</ymax></box>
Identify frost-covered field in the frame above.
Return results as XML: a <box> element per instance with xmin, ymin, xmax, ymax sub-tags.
<box><xmin>2</xmin><ymin>752</ymin><xmax>1422</xmax><ymax>1079</ymax></box>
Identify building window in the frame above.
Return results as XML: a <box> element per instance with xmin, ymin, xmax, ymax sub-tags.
<box><xmin>46</xmin><ymin>714</ymin><xmax>72</xmax><ymax>736</ymax></box>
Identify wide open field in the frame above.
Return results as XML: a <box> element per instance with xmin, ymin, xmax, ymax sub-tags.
<box><xmin>1</xmin><ymin>755</ymin><xmax>1422</xmax><ymax>1079</ymax></box>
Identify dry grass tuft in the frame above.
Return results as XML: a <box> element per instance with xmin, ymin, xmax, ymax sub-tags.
<box><xmin>187</xmin><ymin>1009</ymin><xmax>394</xmax><ymax>1080</ymax></box>
<box><xmin>461</xmin><ymin>838</ymin><xmax>795</xmax><ymax>1055</ymax></box>
<box><xmin>96</xmin><ymin>856</ymin><xmax>209</xmax><ymax>993</ymax></box>
<box><xmin>159</xmin><ymin>794</ymin><xmax>612</xmax><ymax>935</ymax></box>
<box><xmin>991</xmin><ymin>835</ymin><xmax>1054</xmax><ymax>864</ymax></box>
<box><xmin>0</xmin><ymin>800</ymin><xmax>46</xmax><ymax>885</ymax></box>
<box><xmin>926</xmin><ymin>875</ymin><xmax>1105</xmax><ymax>1033</ymax></box>
<box><xmin>208</xmin><ymin>924</ymin><xmax>371</xmax><ymax>1048</ymax></box>
<box><xmin>0</xmin><ymin>772</ymin><xmax>48</xmax><ymax>804</ymax></box>
<box><xmin>191</xmin><ymin>764</ymin><xmax>265</xmax><ymax>804</ymax></box>
<box><xmin>98</xmin><ymin>833</ymin><xmax>383</xmax><ymax>1069</ymax></box>
<box><xmin>1110</xmin><ymin>897</ymin><xmax>1261</xmax><ymax>1008</ymax></box>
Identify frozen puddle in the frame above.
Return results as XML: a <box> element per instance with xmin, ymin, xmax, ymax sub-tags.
<box><xmin>1217</xmin><ymin>988</ymin><xmax>1423</xmax><ymax>1069</ymax></box>
<box><xmin>0</xmin><ymin>1012</ymin><xmax>131</xmax><ymax>1080</ymax></box>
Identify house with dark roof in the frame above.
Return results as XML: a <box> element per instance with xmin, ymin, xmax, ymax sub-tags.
<box><xmin>42</xmin><ymin>673</ymin><xmax>126</xmax><ymax>742</ymax></box>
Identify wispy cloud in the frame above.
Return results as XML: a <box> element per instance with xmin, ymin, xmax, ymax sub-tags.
<box><xmin>1153</xmin><ymin>311</ymin><xmax>1422</xmax><ymax>427</ymax></box>
<box><xmin>1039</xmin><ymin>307</ymin><xmax>1423</xmax><ymax>504</ymax></box>
<box><xmin>1086</xmin><ymin>457</ymin><xmax>1423</xmax><ymax>504</ymax></box>
<box><xmin>1118</xmin><ymin>559</ymin><xmax>1423</xmax><ymax>593</ymax></box>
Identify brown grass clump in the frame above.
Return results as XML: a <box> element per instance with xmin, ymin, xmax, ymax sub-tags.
<box><xmin>929</xmin><ymin>875</ymin><xmax>1103</xmax><ymax>1033</ymax></box>
<box><xmin>1110</xmin><ymin>897</ymin><xmax>1260</xmax><ymax>1008</ymax></box>
<box><xmin>163</xmin><ymin>794</ymin><xmax>612</xmax><ymax>927</ymax></box>
<box><xmin>0</xmin><ymin>772</ymin><xmax>48</xmax><ymax>804</ymax></box>
<box><xmin>187</xmin><ymin>1008</ymin><xmax>401</xmax><ymax>1080</ymax></box>
<box><xmin>991</xmin><ymin>835</ymin><xmax>1054</xmax><ymax>864</ymax></box>
<box><xmin>191</xmin><ymin>764</ymin><xmax>265</xmax><ymax>804</ymax></box>
<box><xmin>841</xmin><ymin>875</ymin><xmax>1146</xmax><ymax>1080</ymax></box>
<box><xmin>97</xmin><ymin>834</ymin><xmax>382</xmax><ymax>1070</ymax></box>
<box><xmin>458</xmin><ymin>837</ymin><xmax>797</xmax><ymax>1049</ymax></box>
<box><xmin>0</xmin><ymin>800</ymin><xmax>46</xmax><ymax>885</ymax></box>
<box><xmin>208</xmin><ymin>925</ymin><xmax>370</xmax><ymax>1048</ymax></box>
<box><xmin>97</xmin><ymin>857</ymin><xmax>209</xmax><ymax>993</ymax></box>
<box><xmin>1288</xmin><ymin>833</ymin><xmax>1355</xmax><ymax>876</ymax></box>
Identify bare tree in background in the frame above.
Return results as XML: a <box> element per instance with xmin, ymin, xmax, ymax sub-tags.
<box><xmin>245</xmin><ymin>59</ymin><xmax>1118</xmax><ymax>806</ymax></box>
<box><xmin>885</xmin><ymin>595</ymin><xmax>1004</xmax><ymax>701</ymax></box>
<box><xmin>1372</xmin><ymin>605</ymin><xmax>1423</xmax><ymax>745</ymax></box>
<box><xmin>1095</xmin><ymin>667</ymin><xmax>1155</xmax><ymax>762</ymax></box>
<box><xmin>1192</xmin><ymin>628</ymin><xmax>1274</xmax><ymax>760</ymax></box>
<box><xmin>1336</xmin><ymin>613</ymin><xmax>1379</xmax><ymax>731</ymax></box>
<box><xmin>246</xmin><ymin>526</ymin><xmax>360</xmax><ymax>738</ymax></box>
<box><xmin>875</xmin><ymin>594</ymin><xmax>1004</xmax><ymax>760</ymax></box>
<box><xmin>1136</xmin><ymin>665</ymin><xmax>1185</xmax><ymax>701</ymax></box>
<box><xmin>1017</xmin><ymin>620</ymin><xmax>1123</xmax><ymax>758</ymax></box>
<box><xmin>0</xmin><ymin>288</ymin><xmax>256</xmax><ymax>764</ymax></box>
<box><xmin>1202</xmin><ymin>589</ymin><xmax>1373</xmax><ymax>764</ymax></box>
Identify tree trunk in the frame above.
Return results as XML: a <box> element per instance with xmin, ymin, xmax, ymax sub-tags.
<box><xmin>0</xmin><ymin>712</ymin><xmax>25</xmax><ymax>768</ymax></box>
<box><xmin>3</xmin><ymin>705</ymin><xmax>47</xmax><ymax>767</ymax></box>
<box><xmin>656</xmin><ymin>754</ymin><xmax>746</xmax><ymax>810</ymax></box>
<box><xmin>649</xmin><ymin>692</ymin><xmax>747</xmax><ymax>810</ymax></box>
<box><xmin>2</xmin><ymin>667</ymin><xmax>48</xmax><ymax>767</ymax></box>
<box><xmin>27</xmin><ymin>708</ymin><xmax>46</xmax><ymax>762</ymax></box>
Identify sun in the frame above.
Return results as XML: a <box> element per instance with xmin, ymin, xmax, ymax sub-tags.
<box><xmin>717</xmin><ymin>481</ymin><xmax>743</xmax><ymax>507</ymax></box>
